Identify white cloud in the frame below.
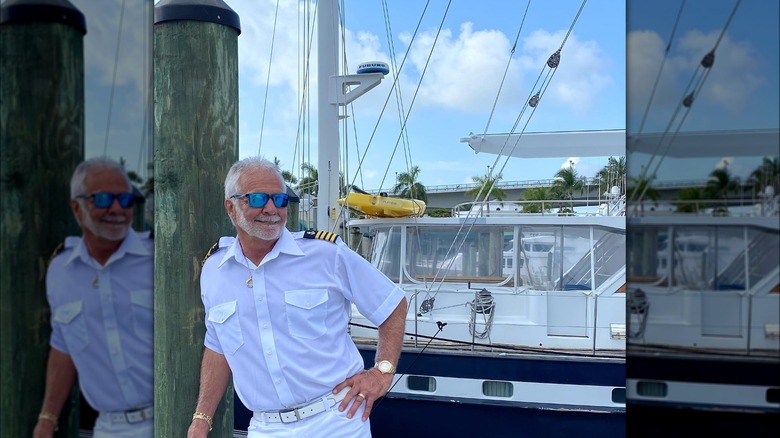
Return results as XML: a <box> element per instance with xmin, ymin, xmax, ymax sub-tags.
<box><xmin>518</xmin><ymin>30</ymin><xmax>613</xmax><ymax>115</ymax></box>
<box><xmin>675</xmin><ymin>30</ymin><xmax>763</xmax><ymax>111</ymax></box>
<box><xmin>627</xmin><ymin>28</ymin><xmax>764</xmax><ymax>127</ymax></box>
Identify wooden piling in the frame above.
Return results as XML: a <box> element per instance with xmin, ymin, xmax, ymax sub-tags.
<box><xmin>0</xmin><ymin>1</ymin><xmax>86</xmax><ymax>436</ymax></box>
<box><xmin>153</xmin><ymin>1</ymin><xmax>240</xmax><ymax>436</ymax></box>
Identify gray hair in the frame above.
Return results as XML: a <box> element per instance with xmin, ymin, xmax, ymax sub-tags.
<box><xmin>224</xmin><ymin>156</ymin><xmax>285</xmax><ymax>199</ymax></box>
<box><xmin>70</xmin><ymin>157</ymin><xmax>132</xmax><ymax>199</ymax></box>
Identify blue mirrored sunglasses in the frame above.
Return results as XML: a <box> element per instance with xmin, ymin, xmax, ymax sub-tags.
<box><xmin>77</xmin><ymin>192</ymin><xmax>135</xmax><ymax>208</ymax></box>
<box><xmin>231</xmin><ymin>192</ymin><xmax>289</xmax><ymax>208</ymax></box>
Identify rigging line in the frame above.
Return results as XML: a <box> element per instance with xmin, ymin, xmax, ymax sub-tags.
<box><xmin>560</xmin><ymin>0</ymin><xmax>587</xmax><ymax>49</ymax></box>
<box><xmin>634</xmin><ymin>0</ymin><xmax>686</xmax><ymax>138</ymax></box>
<box><xmin>349</xmin><ymin>322</ymin><xmax>620</xmax><ymax>358</ymax></box>
<box><xmin>381</xmin><ymin>0</ymin><xmax>413</xmax><ymax>176</ymax></box>
<box><xmin>290</xmin><ymin>2</ymin><xmax>319</xmax><ymax>175</ymax></box>
<box><xmin>337</xmin><ymin>1</ymin><xmax>366</xmax><ymax>193</ymax></box>
<box><xmin>481</xmin><ymin>0</ymin><xmax>532</xmax><ymax>137</ymax></box>
<box><xmin>258</xmin><ymin>0</ymin><xmax>282</xmax><ymax>154</ymax></box>
<box><xmin>102</xmin><ymin>0</ymin><xmax>127</xmax><ymax>157</ymax></box>
<box><xmin>376</xmin><ymin>0</ymin><xmax>454</xmax><ymax>192</ymax></box>
<box><xmin>342</xmin><ymin>0</ymin><xmax>432</xmax><ymax>197</ymax></box>
<box><xmin>424</xmin><ymin>70</ymin><xmax>548</xmax><ymax>291</ymax></box>
<box><xmin>639</xmin><ymin>68</ymin><xmax>713</xmax><ymax>203</ymax></box>
<box><xmin>368</xmin><ymin>323</ymin><xmax>447</xmax><ymax>413</ymax></box>
<box><xmin>713</xmin><ymin>0</ymin><xmax>742</xmax><ymax>51</ymax></box>
<box><xmin>632</xmin><ymin>0</ymin><xmax>742</xmax><ymax>205</ymax></box>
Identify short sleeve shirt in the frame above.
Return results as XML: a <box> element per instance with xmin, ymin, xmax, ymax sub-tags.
<box><xmin>46</xmin><ymin>229</ymin><xmax>154</xmax><ymax>412</ymax></box>
<box><xmin>199</xmin><ymin>229</ymin><xmax>405</xmax><ymax>412</ymax></box>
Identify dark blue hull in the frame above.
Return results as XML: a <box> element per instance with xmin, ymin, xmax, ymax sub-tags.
<box><xmin>626</xmin><ymin>349</ymin><xmax>780</xmax><ymax>436</ymax></box>
<box><xmin>232</xmin><ymin>346</ymin><xmax>626</xmax><ymax>436</ymax></box>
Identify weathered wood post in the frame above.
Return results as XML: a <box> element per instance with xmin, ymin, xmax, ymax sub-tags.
<box><xmin>153</xmin><ymin>0</ymin><xmax>240</xmax><ymax>436</ymax></box>
<box><xmin>0</xmin><ymin>1</ymin><xmax>85</xmax><ymax>436</ymax></box>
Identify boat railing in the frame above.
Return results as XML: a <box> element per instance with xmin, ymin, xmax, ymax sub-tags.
<box><xmin>628</xmin><ymin>195</ymin><xmax>780</xmax><ymax>217</ymax></box>
<box><xmin>452</xmin><ymin>197</ymin><xmax>626</xmax><ymax>217</ymax></box>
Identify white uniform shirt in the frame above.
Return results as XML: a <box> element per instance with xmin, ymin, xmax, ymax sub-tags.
<box><xmin>46</xmin><ymin>229</ymin><xmax>154</xmax><ymax>413</ymax></box>
<box><xmin>200</xmin><ymin>229</ymin><xmax>405</xmax><ymax>412</ymax></box>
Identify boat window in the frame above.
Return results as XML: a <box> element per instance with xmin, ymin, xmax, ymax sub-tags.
<box><xmin>405</xmin><ymin>226</ymin><xmax>513</xmax><ymax>284</ymax></box>
<box><xmin>747</xmin><ymin>227</ymin><xmax>779</xmax><ymax>288</ymax></box>
<box><xmin>367</xmin><ymin>226</ymin><xmax>402</xmax><ymax>282</ymax></box>
<box><xmin>627</xmin><ymin>227</ymin><xmax>668</xmax><ymax>284</ymax></box>
<box><xmin>672</xmin><ymin>228</ymin><xmax>716</xmax><ymax>290</ymax></box>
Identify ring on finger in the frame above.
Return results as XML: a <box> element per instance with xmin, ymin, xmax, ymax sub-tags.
<box><xmin>357</xmin><ymin>393</ymin><xmax>366</xmax><ymax>399</ymax></box>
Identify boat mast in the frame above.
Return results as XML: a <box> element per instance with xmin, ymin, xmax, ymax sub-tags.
<box><xmin>317</xmin><ymin>0</ymin><xmax>385</xmax><ymax>231</ymax></box>
<box><xmin>317</xmin><ymin>0</ymin><xmax>339</xmax><ymax>232</ymax></box>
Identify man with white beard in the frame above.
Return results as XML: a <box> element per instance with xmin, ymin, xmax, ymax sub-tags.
<box><xmin>189</xmin><ymin>156</ymin><xmax>406</xmax><ymax>438</ymax></box>
<box><xmin>34</xmin><ymin>158</ymin><xmax>154</xmax><ymax>438</ymax></box>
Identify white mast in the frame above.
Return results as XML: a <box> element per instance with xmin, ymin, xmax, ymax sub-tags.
<box><xmin>316</xmin><ymin>0</ymin><xmax>385</xmax><ymax>231</ymax></box>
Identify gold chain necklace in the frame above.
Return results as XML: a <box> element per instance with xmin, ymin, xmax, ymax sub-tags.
<box><xmin>82</xmin><ymin>239</ymin><xmax>102</xmax><ymax>288</ymax></box>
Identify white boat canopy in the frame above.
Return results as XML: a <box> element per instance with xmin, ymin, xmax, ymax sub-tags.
<box><xmin>626</xmin><ymin>129</ymin><xmax>779</xmax><ymax>158</ymax></box>
<box><xmin>461</xmin><ymin>129</ymin><xmax>625</xmax><ymax>158</ymax></box>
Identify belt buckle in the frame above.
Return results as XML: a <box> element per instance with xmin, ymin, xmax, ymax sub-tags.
<box><xmin>278</xmin><ymin>407</ymin><xmax>300</xmax><ymax>424</ymax></box>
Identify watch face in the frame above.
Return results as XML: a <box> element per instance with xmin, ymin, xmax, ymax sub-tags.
<box><xmin>377</xmin><ymin>361</ymin><xmax>394</xmax><ymax>373</ymax></box>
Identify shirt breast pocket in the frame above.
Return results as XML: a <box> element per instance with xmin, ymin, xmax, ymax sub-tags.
<box><xmin>129</xmin><ymin>289</ymin><xmax>153</xmax><ymax>342</ymax></box>
<box><xmin>53</xmin><ymin>300</ymin><xmax>89</xmax><ymax>354</ymax></box>
<box><xmin>284</xmin><ymin>289</ymin><xmax>329</xmax><ymax>339</ymax></box>
<box><xmin>208</xmin><ymin>300</ymin><xmax>244</xmax><ymax>355</ymax></box>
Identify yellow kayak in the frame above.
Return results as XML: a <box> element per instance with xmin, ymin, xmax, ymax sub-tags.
<box><xmin>338</xmin><ymin>192</ymin><xmax>426</xmax><ymax>218</ymax></box>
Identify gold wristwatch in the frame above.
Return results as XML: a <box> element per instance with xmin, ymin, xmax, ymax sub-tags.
<box><xmin>374</xmin><ymin>360</ymin><xmax>396</xmax><ymax>374</ymax></box>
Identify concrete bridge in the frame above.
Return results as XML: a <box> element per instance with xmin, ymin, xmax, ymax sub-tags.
<box><xmin>368</xmin><ymin>178</ymin><xmax>722</xmax><ymax>209</ymax></box>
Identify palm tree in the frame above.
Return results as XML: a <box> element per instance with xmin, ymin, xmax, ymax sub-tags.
<box><xmin>466</xmin><ymin>171</ymin><xmax>506</xmax><ymax>202</ymax></box>
<box><xmin>273</xmin><ymin>156</ymin><xmax>298</xmax><ymax>185</ymax></box>
<box><xmin>296</xmin><ymin>162</ymin><xmax>318</xmax><ymax>195</ymax></box>
<box><xmin>521</xmin><ymin>186</ymin><xmax>553</xmax><ymax>213</ymax></box>
<box><xmin>705</xmin><ymin>166</ymin><xmax>740</xmax><ymax>213</ymax></box>
<box><xmin>392</xmin><ymin>165</ymin><xmax>428</xmax><ymax>202</ymax></box>
<box><xmin>747</xmin><ymin>157</ymin><xmax>779</xmax><ymax>196</ymax></box>
<box><xmin>594</xmin><ymin>156</ymin><xmax>627</xmax><ymax>195</ymax></box>
<box><xmin>674</xmin><ymin>186</ymin><xmax>707</xmax><ymax>213</ymax></box>
<box><xmin>626</xmin><ymin>176</ymin><xmax>660</xmax><ymax>214</ymax></box>
<box><xmin>552</xmin><ymin>165</ymin><xmax>586</xmax><ymax>209</ymax></box>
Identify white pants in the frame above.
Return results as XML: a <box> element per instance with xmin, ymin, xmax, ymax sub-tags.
<box><xmin>247</xmin><ymin>398</ymin><xmax>371</xmax><ymax>438</ymax></box>
<box><xmin>93</xmin><ymin>412</ymin><xmax>154</xmax><ymax>438</ymax></box>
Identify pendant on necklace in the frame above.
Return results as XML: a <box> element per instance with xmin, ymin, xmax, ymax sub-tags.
<box><xmin>91</xmin><ymin>277</ymin><xmax>99</xmax><ymax>288</ymax></box>
<box><xmin>246</xmin><ymin>277</ymin><xmax>253</xmax><ymax>288</ymax></box>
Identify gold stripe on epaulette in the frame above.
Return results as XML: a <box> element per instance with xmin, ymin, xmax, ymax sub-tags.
<box><xmin>317</xmin><ymin>230</ymin><xmax>338</xmax><ymax>243</ymax></box>
<box><xmin>201</xmin><ymin>242</ymin><xmax>220</xmax><ymax>267</ymax></box>
<box><xmin>304</xmin><ymin>230</ymin><xmax>338</xmax><ymax>243</ymax></box>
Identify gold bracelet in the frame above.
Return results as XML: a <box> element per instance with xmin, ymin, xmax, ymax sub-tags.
<box><xmin>38</xmin><ymin>411</ymin><xmax>59</xmax><ymax>431</ymax></box>
<box><xmin>192</xmin><ymin>411</ymin><xmax>213</xmax><ymax>431</ymax></box>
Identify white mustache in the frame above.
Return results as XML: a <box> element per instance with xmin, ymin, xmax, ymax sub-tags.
<box><xmin>254</xmin><ymin>215</ymin><xmax>281</xmax><ymax>224</ymax></box>
<box><xmin>101</xmin><ymin>215</ymin><xmax>128</xmax><ymax>223</ymax></box>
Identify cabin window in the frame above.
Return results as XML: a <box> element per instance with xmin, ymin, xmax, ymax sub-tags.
<box><xmin>368</xmin><ymin>226</ymin><xmax>402</xmax><ymax>282</ymax></box>
<box><xmin>406</xmin><ymin>375</ymin><xmax>436</xmax><ymax>392</ymax></box>
<box><xmin>482</xmin><ymin>380</ymin><xmax>513</xmax><ymax>397</ymax></box>
<box><xmin>405</xmin><ymin>226</ymin><xmax>513</xmax><ymax>285</ymax></box>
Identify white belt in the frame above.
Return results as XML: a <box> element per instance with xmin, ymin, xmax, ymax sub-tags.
<box><xmin>254</xmin><ymin>387</ymin><xmax>350</xmax><ymax>424</ymax></box>
<box><xmin>104</xmin><ymin>406</ymin><xmax>154</xmax><ymax>424</ymax></box>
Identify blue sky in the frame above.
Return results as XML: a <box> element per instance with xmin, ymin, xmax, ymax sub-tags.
<box><xmin>230</xmin><ymin>0</ymin><xmax>626</xmax><ymax>191</ymax></box>
<box><xmin>78</xmin><ymin>0</ymin><xmax>627</xmax><ymax>189</ymax></box>
<box><xmin>627</xmin><ymin>0</ymin><xmax>780</xmax><ymax>182</ymax></box>
<box><xmin>69</xmin><ymin>0</ymin><xmax>152</xmax><ymax>179</ymax></box>
<box><xmin>72</xmin><ymin>0</ymin><xmax>777</xmax><ymax>192</ymax></box>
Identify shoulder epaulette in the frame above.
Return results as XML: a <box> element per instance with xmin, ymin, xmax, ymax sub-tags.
<box><xmin>47</xmin><ymin>241</ymin><xmax>65</xmax><ymax>267</ymax></box>
<box><xmin>303</xmin><ymin>230</ymin><xmax>339</xmax><ymax>243</ymax></box>
<box><xmin>201</xmin><ymin>241</ymin><xmax>222</xmax><ymax>266</ymax></box>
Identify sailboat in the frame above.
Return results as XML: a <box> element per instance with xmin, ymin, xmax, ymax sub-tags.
<box><xmin>346</xmin><ymin>130</ymin><xmax>627</xmax><ymax>437</ymax></box>
<box><xmin>625</xmin><ymin>129</ymin><xmax>780</xmax><ymax>429</ymax></box>
<box><xmin>231</xmin><ymin>0</ymin><xmax>627</xmax><ymax>435</ymax></box>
